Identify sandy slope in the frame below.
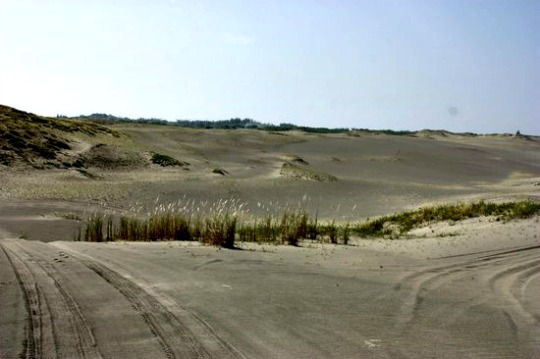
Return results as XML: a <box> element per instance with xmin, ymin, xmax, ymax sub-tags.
<box><xmin>2</xmin><ymin>128</ymin><xmax>539</xmax><ymax>221</ymax></box>
<box><xmin>1</xmin><ymin>217</ymin><xmax>539</xmax><ymax>358</ymax></box>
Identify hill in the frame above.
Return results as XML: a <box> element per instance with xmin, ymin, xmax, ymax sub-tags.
<box><xmin>0</xmin><ymin>105</ymin><xmax>118</xmax><ymax>168</ymax></box>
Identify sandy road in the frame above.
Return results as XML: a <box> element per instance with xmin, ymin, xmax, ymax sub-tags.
<box><xmin>0</xmin><ymin>238</ymin><xmax>244</xmax><ymax>359</ymax></box>
<box><xmin>1</xmin><ymin>224</ymin><xmax>540</xmax><ymax>358</ymax></box>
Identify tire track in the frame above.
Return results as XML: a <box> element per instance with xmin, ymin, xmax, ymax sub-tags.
<box><xmin>1</xmin><ymin>240</ymin><xmax>102</xmax><ymax>359</ymax></box>
<box><xmin>391</xmin><ymin>245</ymin><xmax>540</xmax><ymax>358</ymax></box>
<box><xmin>1</xmin><ymin>242</ymin><xmax>54</xmax><ymax>359</ymax></box>
<box><xmin>517</xmin><ymin>265</ymin><xmax>540</xmax><ymax>312</ymax></box>
<box><xmin>487</xmin><ymin>255</ymin><xmax>540</xmax><ymax>329</ymax></box>
<box><xmin>58</xmin><ymin>246</ymin><xmax>245</xmax><ymax>359</ymax></box>
<box><xmin>14</xmin><ymin>242</ymin><xmax>104</xmax><ymax>359</ymax></box>
<box><xmin>394</xmin><ymin>245</ymin><xmax>540</xmax><ymax>332</ymax></box>
<box><xmin>483</xmin><ymin>247</ymin><xmax>540</xmax><ymax>355</ymax></box>
<box><xmin>393</xmin><ymin>257</ymin><xmax>496</xmax><ymax>330</ymax></box>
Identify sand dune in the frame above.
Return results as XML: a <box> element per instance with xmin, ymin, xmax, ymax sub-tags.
<box><xmin>1</xmin><ymin>112</ymin><xmax>540</xmax><ymax>357</ymax></box>
<box><xmin>3</xmin><ymin>124</ymin><xmax>539</xmax><ymax>219</ymax></box>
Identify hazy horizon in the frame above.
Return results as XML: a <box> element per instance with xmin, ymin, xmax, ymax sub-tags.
<box><xmin>1</xmin><ymin>0</ymin><xmax>538</xmax><ymax>134</ymax></box>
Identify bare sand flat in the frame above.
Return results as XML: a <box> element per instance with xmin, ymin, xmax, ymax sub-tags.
<box><xmin>1</xmin><ymin>123</ymin><xmax>540</xmax><ymax>358</ymax></box>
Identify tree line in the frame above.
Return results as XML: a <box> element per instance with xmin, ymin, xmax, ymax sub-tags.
<box><xmin>63</xmin><ymin>113</ymin><xmax>416</xmax><ymax>135</ymax></box>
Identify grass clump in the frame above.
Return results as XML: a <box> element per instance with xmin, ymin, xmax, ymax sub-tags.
<box><xmin>83</xmin><ymin>199</ymin><xmax>240</xmax><ymax>248</ymax></box>
<box><xmin>237</xmin><ymin>205</ymin><xmax>313</xmax><ymax>245</ymax></box>
<box><xmin>85</xmin><ymin>212</ymin><xmax>104</xmax><ymax>242</ymax></box>
<box><xmin>147</xmin><ymin>212</ymin><xmax>192</xmax><ymax>241</ymax></box>
<box><xmin>279</xmin><ymin>208</ymin><xmax>308</xmax><ymax>245</ymax></box>
<box><xmin>200</xmin><ymin>200</ymin><xmax>237</xmax><ymax>248</ymax></box>
<box><xmin>237</xmin><ymin>215</ymin><xmax>277</xmax><ymax>243</ymax></box>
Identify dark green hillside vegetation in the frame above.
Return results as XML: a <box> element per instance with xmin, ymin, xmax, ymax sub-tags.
<box><xmin>0</xmin><ymin>104</ymin><xmax>117</xmax><ymax>167</ymax></box>
<box><xmin>150</xmin><ymin>152</ymin><xmax>189</xmax><ymax>167</ymax></box>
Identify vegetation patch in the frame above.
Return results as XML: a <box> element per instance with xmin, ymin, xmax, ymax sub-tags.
<box><xmin>212</xmin><ymin>168</ymin><xmax>229</xmax><ymax>176</ymax></box>
<box><xmin>150</xmin><ymin>152</ymin><xmax>189</xmax><ymax>167</ymax></box>
<box><xmin>280</xmin><ymin>162</ymin><xmax>337</xmax><ymax>182</ymax></box>
<box><xmin>84</xmin><ymin>199</ymin><xmax>239</xmax><ymax>248</ymax></box>
<box><xmin>354</xmin><ymin>200</ymin><xmax>540</xmax><ymax>238</ymax></box>
<box><xmin>0</xmin><ymin>104</ymin><xmax>119</xmax><ymax>167</ymax></box>
<box><xmin>79</xmin><ymin>144</ymin><xmax>145</xmax><ymax>169</ymax></box>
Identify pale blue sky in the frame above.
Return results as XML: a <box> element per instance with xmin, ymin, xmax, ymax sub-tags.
<box><xmin>1</xmin><ymin>0</ymin><xmax>538</xmax><ymax>134</ymax></box>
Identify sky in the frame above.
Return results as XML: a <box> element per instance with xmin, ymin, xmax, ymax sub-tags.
<box><xmin>1</xmin><ymin>0</ymin><xmax>539</xmax><ymax>134</ymax></box>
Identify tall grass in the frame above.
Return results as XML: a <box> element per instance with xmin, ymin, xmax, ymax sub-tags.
<box><xmin>83</xmin><ymin>200</ymin><xmax>540</xmax><ymax>245</ymax></box>
<box><xmin>200</xmin><ymin>200</ymin><xmax>238</xmax><ymax>248</ymax></box>
<box><xmin>85</xmin><ymin>212</ymin><xmax>104</xmax><ymax>242</ymax></box>
<box><xmin>84</xmin><ymin>199</ymin><xmax>241</xmax><ymax>247</ymax></box>
<box><xmin>237</xmin><ymin>204</ymin><xmax>320</xmax><ymax>245</ymax></box>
